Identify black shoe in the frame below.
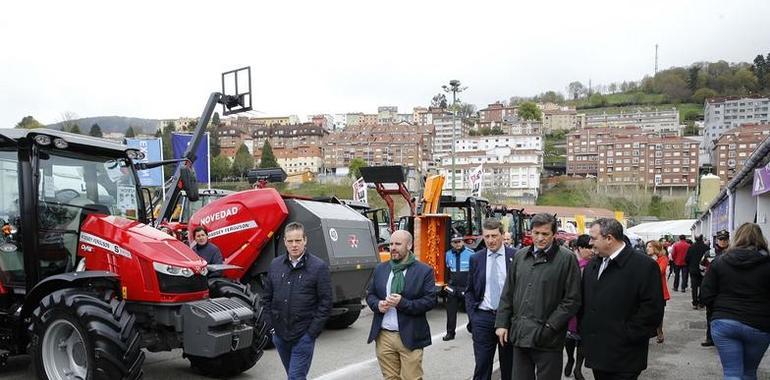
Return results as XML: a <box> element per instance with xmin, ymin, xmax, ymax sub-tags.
<box><xmin>564</xmin><ymin>357</ymin><xmax>575</xmax><ymax>377</ymax></box>
<box><xmin>701</xmin><ymin>340</ymin><xmax>714</xmax><ymax>347</ymax></box>
<box><xmin>574</xmin><ymin>369</ymin><xmax>585</xmax><ymax>380</ymax></box>
<box><xmin>442</xmin><ymin>333</ymin><xmax>455</xmax><ymax>341</ymax></box>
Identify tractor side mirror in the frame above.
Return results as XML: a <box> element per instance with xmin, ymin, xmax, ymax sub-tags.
<box><xmin>179</xmin><ymin>166</ymin><xmax>199</xmax><ymax>202</ymax></box>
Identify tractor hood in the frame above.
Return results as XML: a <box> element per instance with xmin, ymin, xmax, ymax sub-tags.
<box><xmin>79</xmin><ymin>215</ymin><xmax>209</xmax><ymax>302</ymax></box>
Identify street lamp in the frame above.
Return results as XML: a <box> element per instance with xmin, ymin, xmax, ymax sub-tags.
<box><xmin>442</xmin><ymin>80</ymin><xmax>467</xmax><ymax>197</ymax></box>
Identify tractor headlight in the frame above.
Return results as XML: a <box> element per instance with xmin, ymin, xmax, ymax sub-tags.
<box><xmin>153</xmin><ymin>262</ymin><xmax>194</xmax><ymax>277</ymax></box>
<box><xmin>34</xmin><ymin>135</ymin><xmax>52</xmax><ymax>146</ymax></box>
<box><xmin>126</xmin><ymin>149</ymin><xmax>145</xmax><ymax>160</ymax></box>
<box><xmin>53</xmin><ymin>138</ymin><xmax>68</xmax><ymax>149</ymax></box>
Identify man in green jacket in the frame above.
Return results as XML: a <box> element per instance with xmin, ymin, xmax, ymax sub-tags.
<box><xmin>495</xmin><ymin>213</ymin><xmax>582</xmax><ymax>380</ymax></box>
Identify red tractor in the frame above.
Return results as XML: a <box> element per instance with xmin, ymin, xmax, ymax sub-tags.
<box><xmin>0</xmin><ymin>68</ymin><xmax>268</xmax><ymax>379</ymax></box>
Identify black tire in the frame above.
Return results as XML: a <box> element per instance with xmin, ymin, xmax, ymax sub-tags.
<box><xmin>30</xmin><ymin>288</ymin><xmax>144</xmax><ymax>380</ymax></box>
<box><xmin>248</xmin><ymin>277</ymin><xmax>274</xmax><ymax>349</ymax></box>
<box><xmin>325</xmin><ymin>307</ymin><xmax>361</xmax><ymax>330</ymax></box>
<box><xmin>187</xmin><ymin>280</ymin><xmax>268</xmax><ymax>377</ymax></box>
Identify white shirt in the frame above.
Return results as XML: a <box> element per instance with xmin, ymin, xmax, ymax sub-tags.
<box><xmin>480</xmin><ymin>245</ymin><xmax>507</xmax><ymax>311</ymax></box>
<box><xmin>381</xmin><ymin>268</ymin><xmax>406</xmax><ymax>331</ymax></box>
<box><xmin>599</xmin><ymin>243</ymin><xmax>625</xmax><ymax>278</ymax></box>
<box><xmin>290</xmin><ymin>253</ymin><xmax>305</xmax><ymax>268</ymax></box>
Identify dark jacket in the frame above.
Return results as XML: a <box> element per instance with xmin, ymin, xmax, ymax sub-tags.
<box><xmin>262</xmin><ymin>252</ymin><xmax>333</xmax><ymax>342</ymax></box>
<box><xmin>580</xmin><ymin>244</ymin><xmax>664</xmax><ymax>373</ymax></box>
<box><xmin>464</xmin><ymin>246</ymin><xmax>516</xmax><ymax>321</ymax></box>
<box><xmin>445</xmin><ymin>246</ymin><xmax>474</xmax><ymax>291</ymax></box>
<box><xmin>685</xmin><ymin>240</ymin><xmax>710</xmax><ymax>275</ymax></box>
<box><xmin>700</xmin><ymin>248</ymin><xmax>770</xmax><ymax>332</ymax></box>
<box><xmin>192</xmin><ymin>242</ymin><xmax>223</xmax><ymax>264</ymax></box>
<box><xmin>366</xmin><ymin>258</ymin><xmax>437</xmax><ymax>350</ymax></box>
<box><xmin>495</xmin><ymin>244</ymin><xmax>582</xmax><ymax>351</ymax></box>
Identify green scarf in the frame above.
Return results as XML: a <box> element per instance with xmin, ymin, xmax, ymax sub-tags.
<box><xmin>389</xmin><ymin>252</ymin><xmax>416</xmax><ymax>294</ymax></box>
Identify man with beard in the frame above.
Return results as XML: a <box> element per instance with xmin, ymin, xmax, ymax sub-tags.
<box><xmin>367</xmin><ymin>230</ymin><xmax>437</xmax><ymax>379</ymax></box>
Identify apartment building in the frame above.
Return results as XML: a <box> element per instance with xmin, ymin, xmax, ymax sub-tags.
<box><xmin>251</xmin><ymin>123</ymin><xmax>328</xmax><ymax>154</ymax></box>
<box><xmin>711</xmin><ymin>123</ymin><xmax>770</xmax><ymax>186</ymax></box>
<box><xmin>218</xmin><ymin>126</ymin><xmax>250</xmax><ymax>157</ymax></box>
<box><xmin>542</xmin><ymin>109</ymin><xmax>583</xmax><ymax>133</ymax></box>
<box><xmin>322</xmin><ymin>124</ymin><xmax>433</xmax><ymax>174</ymax></box>
<box><xmin>703</xmin><ymin>96</ymin><xmax>770</xmax><ymax>153</ymax></box>
<box><xmin>433</xmin><ymin>115</ymin><xmax>471</xmax><ymax>160</ymax></box>
<box><xmin>438</xmin><ymin>134</ymin><xmax>542</xmax><ymax>202</ymax></box>
<box><xmin>566</xmin><ymin>127</ymin><xmax>646</xmax><ymax>176</ymax></box>
<box><xmin>596</xmin><ymin>134</ymin><xmax>699</xmax><ymax>193</ymax></box>
<box><xmin>585</xmin><ymin>107</ymin><xmax>680</xmax><ymax>134</ymax></box>
<box><xmin>478</xmin><ymin>102</ymin><xmax>517</xmax><ymax>123</ymax></box>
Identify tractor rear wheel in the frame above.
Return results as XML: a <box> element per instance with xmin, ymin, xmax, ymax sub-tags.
<box><xmin>187</xmin><ymin>279</ymin><xmax>268</xmax><ymax>377</ymax></box>
<box><xmin>30</xmin><ymin>288</ymin><xmax>144</xmax><ymax>380</ymax></box>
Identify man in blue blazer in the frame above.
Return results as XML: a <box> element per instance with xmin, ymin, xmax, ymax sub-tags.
<box><xmin>367</xmin><ymin>230</ymin><xmax>437</xmax><ymax>379</ymax></box>
<box><xmin>465</xmin><ymin>218</ymin><xmax>516</xmax><ymax>380</ymax></box>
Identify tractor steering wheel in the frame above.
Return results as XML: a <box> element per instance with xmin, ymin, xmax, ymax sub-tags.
<box><xmin>54</xmin><ymin>189</ymin><xmax>81</xmax><ymax>203</ymax></box>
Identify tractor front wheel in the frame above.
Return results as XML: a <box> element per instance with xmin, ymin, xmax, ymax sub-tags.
<box><xmin>30</xmin><ymin>288</ymin><xmax>144</xmax><ymax>380</ymax></box>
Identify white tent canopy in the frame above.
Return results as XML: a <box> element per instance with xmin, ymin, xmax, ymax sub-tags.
<box><xmin>627</xmin><ymin>220</ymin><xmax>697</xmax><ymax>242</ymax></box>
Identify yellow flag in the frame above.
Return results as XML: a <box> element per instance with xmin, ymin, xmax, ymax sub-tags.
<box><xmin>576</xmin><ymin>215</ymin><xmax>586</xmax><ymax>234</ymax></box>
<box><xmin>615</xmin><ymin>211</ymin><xmax>625</xmax><ymax>222</ymax></box>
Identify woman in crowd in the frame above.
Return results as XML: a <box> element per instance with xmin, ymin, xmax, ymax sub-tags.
<box><xmin>646</xmin><ymin>240</ymin><xmax>671</xmax><ymax>343</ymax></box>
<box><xmin>701</xmin><ymin>223</ymin><xmax>770</xmax><ymax>380</ymax></box>
<box><xmin>564</xmin><ymin>234</ymin><xmax>594</xmax><ymax>380</ymax></box>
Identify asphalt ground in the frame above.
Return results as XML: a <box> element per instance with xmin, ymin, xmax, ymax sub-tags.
<box><xmin>3</xmin><ymin>277</ymin><xmax>769</xmax><ymax>379</ymax></box>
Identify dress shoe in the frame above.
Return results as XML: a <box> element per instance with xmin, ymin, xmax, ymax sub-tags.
<box><xmin>442</xmin><ymin>333</ymin><xmax>455</xmax><ymax>341</ymax></box>
<box><xmin>574</xmin><ymin>369</ymin><xmax>585</xmax><ymax>380</ymax></box>
<box><xmin>701</xmin><ymin>340</ymin><xmax>714</xmax><ymax>347</ymax></box>
<box><xmin>692</xmin><ymin>305</ymin><xmax>699</xmax><ymax>310</ymax></box>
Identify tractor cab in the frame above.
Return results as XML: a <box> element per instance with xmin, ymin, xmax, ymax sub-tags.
<box><xmin>0</xmin><ymin>129</ymin><xmax>147</xmax><ymax>292</ymax></box>
<box><xmin>437</xmin><ymin>195</ymin><xmax>489</xmax><ymax>249</ymax></box>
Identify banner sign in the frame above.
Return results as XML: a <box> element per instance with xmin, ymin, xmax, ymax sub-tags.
<box><xmin>712</xmin><ymin>198</ymin><xmax>729</xmax><ymax>234</ymax></box>
<box><xmin>126</xmin><ymin>138</ymin><xmax>163</xmax><ymax>186</ymax></box>
<box><xmin>352</xmin><ymin>177</ymin><xmax>367</xmax><ymax>204</ymax></box>
<box><xmin>753</xmin><ymin>165</ymin><xmax>770</xmax><ymax>196</ymax></box>
<box><xmin>171</xmin><ymin>132</ymin><xmax>210</xmax><ymax>184</ymax></box>
<box><xmin>468</xmin><ymin>164</ymin><xmax>483</xmax><ymax>197</ymax></box>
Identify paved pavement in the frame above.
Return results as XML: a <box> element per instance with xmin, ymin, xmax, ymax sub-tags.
<box><xmin>3</xmin><ymin>278</ymin><xmax>770</xmax><ymax>379</ymax></box>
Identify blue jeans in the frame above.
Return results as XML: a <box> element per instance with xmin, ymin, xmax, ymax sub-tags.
<box><xmin>711</xmin><ymin>319</ymin><xmax>770</xmax><ymax>380</ymax></box>
<box><xmin>272</xmin><ymin>333</ymin><xmax>317</xmax><ymax>380</ymax></box>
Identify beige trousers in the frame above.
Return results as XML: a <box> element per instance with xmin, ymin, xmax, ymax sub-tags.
<box><xmin>375</xmin><ymin>330</ymin><xmax>424</xmax><ymax>380</ymax></box>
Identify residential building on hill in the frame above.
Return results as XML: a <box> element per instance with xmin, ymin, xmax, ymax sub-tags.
<box><xmin>702</xmin><ymin>96</ymin><xmax>770</xmax><ymax>156</ymax></box>
<box><xmin>711</xmin><ymin>123</ymin><xmax>770</xmax><ymax>186</ymax></box>
<box><xmin>478</xmin><ymin>102</ymin><xmax>517</xmax><ymax>123</ymax></box>
<box><xmin>322</xmin><ymin>124</ymin><xmax>433</xmax><ymax>175</ymax></box>
<box><xmin>566</xmin><ymin>126</ymin><xmax>646</xmax><ymax>177</ymax></box>
<box><xmin>438</xmin><ymin>134</ymin><xmax>543</xmax><ymax>203</ymax></box>
<box><xmin>584</xmin><ymin>107</ymin><xmax>680</xmax><ymax>135</ymax></box>
<box><xmin>542</xmin><ymin>109</ymin><xmax>584</xmax><ymax>133</ymax></box>
<box><xmin>596</xmin><ymin>133</ymin><xmax>699</xmax><ymax>194</ymax></box>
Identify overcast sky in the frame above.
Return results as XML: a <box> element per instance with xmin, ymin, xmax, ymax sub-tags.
<box><xmin>2</xmin><ymin>0</ymin><xmax>769</xmax><ymax>128</ymax></box>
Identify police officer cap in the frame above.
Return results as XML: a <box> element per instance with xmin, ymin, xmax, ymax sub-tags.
<box><xmin>451</xmin><ymin>233</ymin><xmax>464</xmax><ymax>241</ymax></box>
<box><xmin>716</xmin><ymin>230</ymin><xmax>730</xmax><ymax>240</ymax></box>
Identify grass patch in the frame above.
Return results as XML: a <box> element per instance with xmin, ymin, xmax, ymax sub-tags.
<box><xmin>538</xmin><ymin>179</ymin><xmax>689</xmax><ymax>219</ymax></box>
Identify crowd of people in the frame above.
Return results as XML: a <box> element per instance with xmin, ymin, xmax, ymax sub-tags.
<box><xmin>184</xmin><ymin>216</ymin><xmax>769</xmax><ymax>380</ymax></box>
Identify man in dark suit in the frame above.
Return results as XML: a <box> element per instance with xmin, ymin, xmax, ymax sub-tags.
<box><xmin>366</xmin><ymin>230</ymin><xmax>437</xmax><ymax>379</ymax></box>
<box><xmin>465</xmin><ymin>218</ymin><xmax>516</xmax><ymax>380</ymax></box>
<box><xmin>581</xmin><ymin>218</ymin><xmax>664</xmax><ymax>380</ymax></box>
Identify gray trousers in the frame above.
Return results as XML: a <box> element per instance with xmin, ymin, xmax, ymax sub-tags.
<box><xmin>512</xmin><ymin>346</ymin><xmax>563</xmax><ymax>380</ymax></box>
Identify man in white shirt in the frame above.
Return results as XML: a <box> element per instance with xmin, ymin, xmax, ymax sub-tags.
<box><xmin>580</xmin><ymin>218</ymin><xmax>664</xmax><ymax>380</ymax></box>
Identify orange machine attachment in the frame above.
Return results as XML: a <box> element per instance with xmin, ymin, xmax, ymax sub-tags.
<box><xmin>413</xmin><ymin>214</ymin><xmax>450</xmax><ymax>287</ymax></box>
<box><xmin>420</xmin><ymin>175</ymin><xmax>445</xmax><ymax>214</ymax></box>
